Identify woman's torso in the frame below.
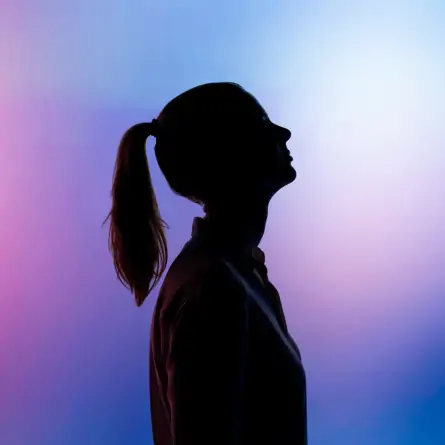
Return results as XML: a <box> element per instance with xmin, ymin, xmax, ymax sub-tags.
<box><xmin>149</xmin><ymin>217</ymin><xmax>307</xmax><ymax>445</ymax></box>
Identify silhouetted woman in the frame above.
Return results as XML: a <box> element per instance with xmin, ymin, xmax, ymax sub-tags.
<box><xmin>106</xmin><ymin>82</ymin><xmax>307</xmax><ymax>445</ymax></box>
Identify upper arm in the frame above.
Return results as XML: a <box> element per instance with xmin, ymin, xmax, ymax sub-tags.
<box><xmin>165</xmin><ymin>261</ymin><xmax>248</xmax><ymax>445</ymax></box>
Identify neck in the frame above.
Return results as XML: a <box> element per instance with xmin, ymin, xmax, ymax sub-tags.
<box><xmin>204</xmin><ymin>194</ymin><xmax>270</xmax><ymax>249</ymax></box>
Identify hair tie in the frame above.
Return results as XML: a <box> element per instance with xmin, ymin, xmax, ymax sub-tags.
<box><xmin>149</xmin><ymin>119</ymin><xmax>159</xmax><ymax>137</ymax></box>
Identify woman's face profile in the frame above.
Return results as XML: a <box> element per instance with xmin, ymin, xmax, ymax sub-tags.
<box><xmin>231</xmin><ymin>88</ymin><xmax>297</xmax><ymax>193</ymax></box>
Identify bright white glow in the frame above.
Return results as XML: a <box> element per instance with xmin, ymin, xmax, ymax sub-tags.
<box><xmin>304</xmin><ymin>37</ymin><xmax>444</xmax><ymax>183</ymax></box>
<box><xmin>268</xmin><ymin>11</ymin><xmax>445</xmax><ymax>332</ymax></box>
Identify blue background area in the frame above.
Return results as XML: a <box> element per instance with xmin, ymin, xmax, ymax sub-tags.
<box><xmin>1</xmin><ymin>1</ymin><xmax>445</xmax><ymax>444</ymax></box>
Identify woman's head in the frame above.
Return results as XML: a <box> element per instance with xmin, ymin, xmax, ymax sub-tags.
<box><xmin>156</xmin><ymin>82</ymin><xmax>295</xmax><ymax>205</ymax></box>
<box><xmin>106</xmin><ymin>82</ymin><xmax>295</xmax><ymax>305</ymax></box>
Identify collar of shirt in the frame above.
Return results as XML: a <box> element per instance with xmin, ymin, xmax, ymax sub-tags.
<box><xmin>191</xmin><ymin>217</ymin><xmax>288</xmax><ymax>331</ymax></box>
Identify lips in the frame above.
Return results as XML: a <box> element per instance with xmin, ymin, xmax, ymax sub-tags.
<box><xmin>282</xmin><ymin>146</ymin><xmax>292</xmax><ymax>160</ymax></box>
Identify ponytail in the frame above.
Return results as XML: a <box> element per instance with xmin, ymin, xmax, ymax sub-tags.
<box><xmin>105</xmin><ymin>122</ymin><xmax>168</xmax><ymax>306</ymax></box>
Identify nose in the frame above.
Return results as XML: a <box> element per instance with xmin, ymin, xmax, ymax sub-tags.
<box><xmin>271</xmin><ymin>123</ymin><xmax>291</xmax><ymax>142</ymax></box>
<box><xmin>282</xmin><ymin>127</ymin><xmax>291</xmax><ymax>142</ymax></box>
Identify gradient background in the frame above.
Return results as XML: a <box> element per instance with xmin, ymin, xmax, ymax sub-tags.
<box><xmin>1</xmin><ymin>1</ymin><xmax>445</xmax><ymax>444</ymax></box>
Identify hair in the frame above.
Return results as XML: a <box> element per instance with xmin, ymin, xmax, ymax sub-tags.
<box><xmin>105</xmin><ymin>122</ymin><xmax>168</xmax><ymax>306</ymax></box>
<box><xmin>105</xmin><ymin>82</ymin><xmax>246</xmax><ymax>306</ymax></box>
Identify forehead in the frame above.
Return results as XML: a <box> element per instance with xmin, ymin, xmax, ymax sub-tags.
<box><xmin>231</xmin><ymin>89</ymin><xmax>269</xmax><ymax>123</ymax></box>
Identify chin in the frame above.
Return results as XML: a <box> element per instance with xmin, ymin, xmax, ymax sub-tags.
<box><xmin>263</xmin><ymin>165</ymin><xmax>297</xmax><ymax>196</ymax></box>
<box><xmin>278</xmin><ymin>164</ymin><xmax>297</xmax><ymax>187</ymax></box>
<box><xmin>257</xmin><ymin>162</ymin><xmax>297</xmax><ymax>195</ymax></box>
